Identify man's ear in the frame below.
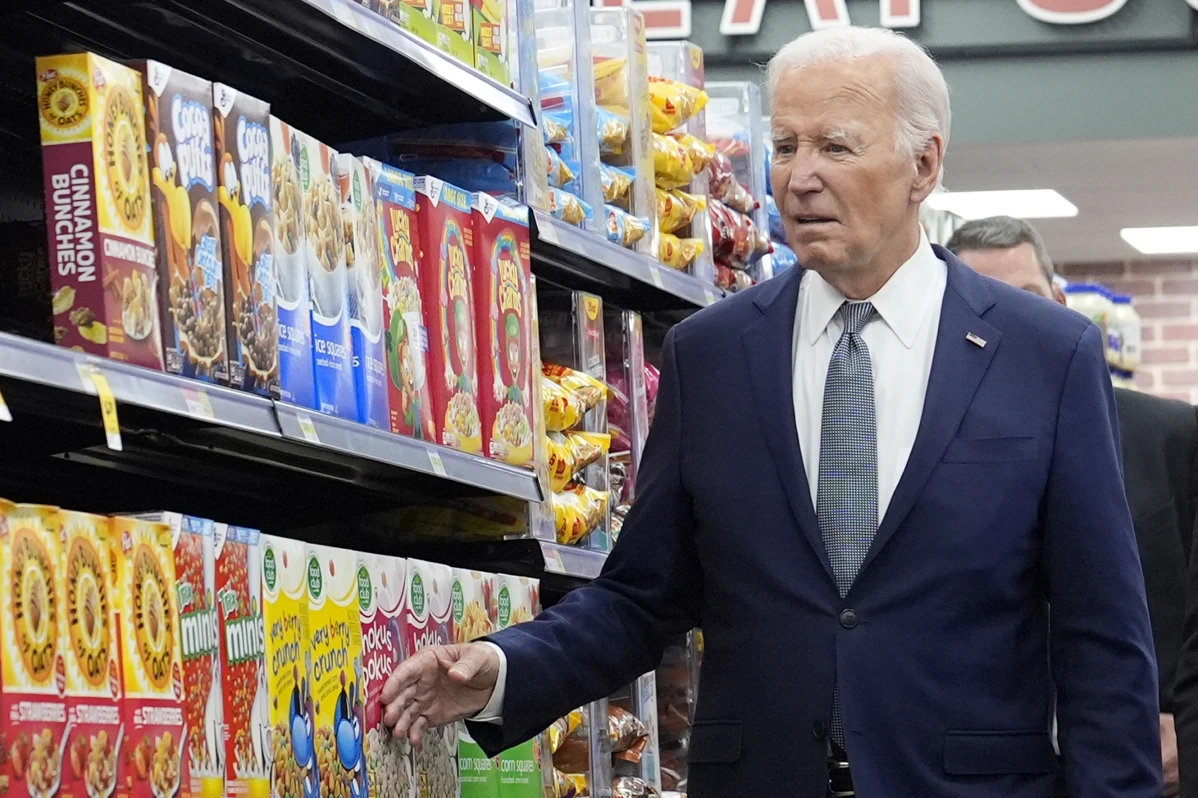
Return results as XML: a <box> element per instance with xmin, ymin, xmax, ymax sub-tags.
<box><xmin>1052</xmin><ymin>283</ymin><xmax>1068</xmax><ymax>307</ymax></box>
<box><xmin>911</xmin><ymin>134</ymin><xmax>945</xmax><ymax>204</ymax></box>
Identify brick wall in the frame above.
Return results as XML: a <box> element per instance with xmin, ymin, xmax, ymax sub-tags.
<box><xmin>1059</xmin><ymin>259</ymin><xmax>1198</xmax><ymax>404</ymax></box>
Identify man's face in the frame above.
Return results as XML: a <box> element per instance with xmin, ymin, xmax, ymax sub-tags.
<box><xmin>955</xmin><ymin>243</ymin><xmax>1065</xmax><ymax>305</ymax></box>
<box><xmin>769</xmin><ymin>55</ymin><xmax>941</xmax><ymax>277</ymax></box>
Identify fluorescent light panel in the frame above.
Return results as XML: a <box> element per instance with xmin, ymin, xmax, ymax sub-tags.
<box><xmin>926</xmin><ymin>189</ymin><xmax>1078</xmax><ymax>220</ymax></box>
<box><xmin>1120</xmin><ymin>226</ymin><xmax>1198</xmax><ymax>255</ymax></box>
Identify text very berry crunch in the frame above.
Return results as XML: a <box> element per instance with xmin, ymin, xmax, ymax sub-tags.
<box><xmin>61</xmin><ymin>510</ymin><xmax>122</xmax><ymax>798</ymax></box>
<box><xmin>0</xmin><ymin>502</ymin><xmax>69</xmax><ymax>798</ymax></box>
<box><xmin>261</xmin><ymin>536</ymin><xmax>310</xmax><ymax>798</ymax></box>
<box><xmin>214</xmin><ymin>525</ymin><xmax>267</xmax><ymax>798</ymax></box>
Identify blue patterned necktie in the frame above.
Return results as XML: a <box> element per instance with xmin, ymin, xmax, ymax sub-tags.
<box><xmin>817</xmin><ymin>300</ymin><xmax>879</xmax><ymax>748</ymax></box>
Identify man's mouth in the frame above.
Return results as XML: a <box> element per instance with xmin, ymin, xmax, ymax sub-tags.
<box><xmin>795</xmin><ymin>215</ymin><xmax>837</xmax><ymax>225</ymax></box>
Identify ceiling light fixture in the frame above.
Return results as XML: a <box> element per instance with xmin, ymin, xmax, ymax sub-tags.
<box><xmin>926</xmin><ymin>189</ymin><xmax>1079</xmax><ymax>220</ymax></box>
<box><xmin>1120</xmin><ymin>226</ymin><xmax>1198</xmax><ymax>255</ymax></box>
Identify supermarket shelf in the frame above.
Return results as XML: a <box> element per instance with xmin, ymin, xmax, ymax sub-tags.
<box><xmin>540</xmin><ymin>540</ymin><xmax>607</xmax><ymax>580</ymax></box>
<box><xmin>274</xmin><ymin>403</ymin><xmax>544</xmax><ymax>502</ymax></box>
<box><xmin>531</xmin><ymin>212</ymin><xmax>722</xmax><ymax>312</ymax></box>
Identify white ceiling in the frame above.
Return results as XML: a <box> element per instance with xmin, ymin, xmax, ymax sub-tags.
<box><xmin>942</xmin><ymin>137</ymin><xmax>1198</xmax><ymax>264</ymax></box>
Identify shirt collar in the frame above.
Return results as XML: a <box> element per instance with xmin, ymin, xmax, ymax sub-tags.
<box><xmin>801</xmin><ymin>228</ymin><xmax>941</xmax><ymax>349</ymax></box>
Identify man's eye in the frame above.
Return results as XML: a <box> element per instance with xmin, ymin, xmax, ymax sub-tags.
<box><xmin>774</xmin><ymin>144</ymin><xmax>796</xmax><ymax>156</ymax></box>
<box><xmin>825</xmin><ymin>143</ymin><xmax>850</xmax><ymax>154</ymax></box>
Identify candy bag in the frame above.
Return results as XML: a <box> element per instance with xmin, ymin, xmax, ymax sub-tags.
<box><xmin>548</xmin><ymin>710</ymin><xmax>585</xmax><ymax>754</ymax></box>
<box><xmin>605</xmin><ymin>205</ymin><xmax>649</xmax><ymax>248</ymax></box>
<box><xmin>656</xmin><ymin>188</ymin><xmax>706</xmax><ymax>234</ymax></box>
<box><xmin>609</xmin><ymin>706</ymin><xmax>650</xmax><ymax>754</ymax></box>
<box><xmin>659</xmin><ymin>233</ymin><xmax>705</xmax><ymax>270</ymax></box>
<box><xmin>653</xmin><ymin>133</ymin><xmax>694</xmax><ymax>190</ymax></box>
<box><xmin>648</xmin><ymin>76</ymin><xmax>708</xmax><ymax>133</ymax></box>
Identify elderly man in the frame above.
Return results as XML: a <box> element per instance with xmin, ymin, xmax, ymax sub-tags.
<box><xmin>948</xmin><ymin>215</ymin><xmax>1198</xmax><ymax>797</ymax></box>
<box><xmin>382</xmin><ymin>27</ymin><xmax>1160</xmax><ymax>797</ymax></box>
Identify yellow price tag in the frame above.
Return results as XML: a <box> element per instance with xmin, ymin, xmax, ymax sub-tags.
<box><xmin>296</xmin><ymin>413</ymin><xmax>321</xmax><ymax>444</ymax></box>
<box><xmin>427</xmin><ymin>450</ymin><xmax>448</xmax><ymax>477</ymax></box>
<box><xmin>650</xmin><ymin>268</ymin><xmax>665</xmax><ymax>290</ymax></box>
<box><xmin>0</xmin><ymin>386</ymin><xmax>11</xmax><ymax>422</ymax></box>
<box><xmin>183</xmin><ymin>387</ymin><xmax>215</xmax><ymax>421</ymax></box>
<box><xmin>76</xmin><ymin>363</ymin><xmax>122</xmax><ymax>451</ymax></box>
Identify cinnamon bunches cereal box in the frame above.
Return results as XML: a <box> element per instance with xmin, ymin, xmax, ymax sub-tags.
<box><xmin>110</xmin><ymin>515</ymin><xmax>187</xmax><ymax>798</ymax></box>
<box><xmin>141</xmin><ymin>61</ymin><xmax>229</xmax><ymax>384</ymax></box>
<box><xmin>373</xmin><ymin>0</ymin><xmax>437</xmax><ymax>47</ymax></box>
<box><xmin>36</xmin><ymin>53</ymin><xmax>164</xmax><ymax>369</ymax></box>
<box><xmin>61</xmin><ymin>511</ymin><xmax>122</xmax><ymax>798</ymax></box>
<box><xmin>214</xmin><ymin>84</ymin><xmax>279</xmax><ymax>398</ymax></box>
<box><xmin>435</xmin><ymin>0</ymin><xmax>473</xmax><ymax>63</ymax></box>
<box><xmin>336</xmin><ymin>155</ymin><xmax>389</xmax><ymax>429</ymax></box>
<box><xmin>0</xmin><ymin>502</ymin><xmax>69</xmax><ymax>798</ymax></box>
<box><xmin>358</xmin><ymin>553</ymin><xmax>413</xmax><ymax>798</ymax></box>
<box><xmin>452</xmin><ymin>570</ymin><xmax>498</xmax><ymax>798</ymax></box>
<box><xmin>471</xmin><ymin>195</ymin><xmax>533</xmax><ymax>468</ymax></box>
<box><xmin>496</xmin><ymin>576</ymin><xmax>541</xmax><ymax>798</ymax></box>
<box><xmin>306</xmin><ymin>546</ymin><xmax>367</xmax><ymax>798</ymax></box>
<box><xmin>404</xmin><ymin>559</ymin><xmax>457</xmax><ymax>798</ymax></box>
<box><xmin>261</xmin><ymin>536</ymin><xmax>310</xmax><ymax>798</ymax></box>
<box><xmin>365</xmin><ymin>159</ymin><xmax>435</xmax><ymax>442</ymax></box>
<box><xmin>472</xmin><ymin>0</ymin><xmax>509</xmax><ymax>84</ymax></box>
<box><xmin>414</xmin><ymin>176</ymin><xmax>481</xmax><ymax>454</ymax></box>
<box><xmin>214</xmin><ymin>525</ymin><xmax>267</xmax><ymax>798</ymax></box>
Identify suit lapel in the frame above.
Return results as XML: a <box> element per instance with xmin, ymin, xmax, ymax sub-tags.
<box><xmin>741</xmin><ymin>268</ymin><xmax>833</xmax><ymax>582</ymax></box>
<box><xmin>856</xmin><ymin>253</ymin><xmax>1001</xmax><ymax>580</ymax></box>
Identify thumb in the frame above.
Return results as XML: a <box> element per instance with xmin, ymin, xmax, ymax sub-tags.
<box><xmin>447</xmin><ymin>644</ymin><xmax>494</xmax><ymax>685</ymax></box>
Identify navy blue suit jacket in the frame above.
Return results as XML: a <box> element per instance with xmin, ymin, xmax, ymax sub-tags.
<box><xmin>472</xmin><ymin>249</ymin><xmax>1160</xmax><ymax>796</ymax></box>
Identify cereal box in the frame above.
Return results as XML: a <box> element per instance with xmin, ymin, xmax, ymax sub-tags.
<box><xmin>260</xmin><ymin>536</ymin><xmax>310</xmax><ymax>798</ymax></box>
<box><xmin>452</xmin><ymin>570</ymin><xmax>498</xmax><ymax>798</ymax></box>
<box><xmin>37</xmin><ymin>53</ymin><xmax>164</xmax><ymax>369</ymax></box>
<box><xmin>358</xmin><ymin>553</ymin><xmax>413</xmax><ymax>798</ymax></box>
<box><xmin>141</xmin><ymin>61</ymin><xmax>229</xmax><ymax>384</ymax></box>
<box><xmin>471</xmin><ymin>195</ymin><xmax>533</xmax><ymax>468</ymax></box>
<box><xmin>0</xmin><ymin>503</ymin><xmax>68</xmax><ymax>798</ymax></box>
<box><xmin>307</xmin><ymin>546</ymin><xmax>367</xmax><ymax>798</ymax></box>
<box><xmin>214</xmin><ymin>525</ymin><xmax>267</xmax><ymax>798</ymax></box>
<box><xmin>435</xmin><ymin>0</ymin><xmax>473</xmax><ymax>63</ymax></box>
<box><xmin>300</xmin><ymin>135</ymin><xmax>357</xmax><ymax>420</ymax></box>
<box><xmin>336</xmin><ymin>155</ymin><xmax>389</xmax><ymax>429</ymax></box>
<box><xmin>61</xmin><ymin>510</ymin><xmax>122</xmax><ymax>798</ymax></box>
<box><xmin>404</xmin><ymin>559</ymin><xmax>457</xmax><ymax>798</ymax></box>
<box><xmin>214</xmin><ymin>83</ymin><xmax>279</xmax><ymax>398</ymax></box>
<box><xmin>473</xmin><ymin>0</ymin><xmax>509</xmax><ymax>85</ymax></box>
<box><xmin>366</xmin><ymin>159</ymin><xmax>436</xmax><ymax>442</ymax></box>
<box><xmin>269</xmin><ymin>117</ymin><xmax>317</xmax><ymax>409</ymax></box>
<box><xmin>495</xmin><ymin>575</ymin><xmax>541</xmax><ymax>798</ymax></box>
<box><xmin>414</xmin><ymin>176</ymin><xmax>481</xmax><ymax>454</ymax></box>
<box><xmin>372</xmin><ymin>0</ymin><xmax>437</xmax><ymax>47</ymax></box>
<box><xmin>110</xmin><ymin>515</ymin><xmax>187</xmax><ymax>798</ymax></box>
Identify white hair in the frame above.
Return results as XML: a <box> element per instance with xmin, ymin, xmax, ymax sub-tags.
<box><xmin>768</xmin><ymin>27</ymin><xmax>950</xmax><ymax>178</ymax></box>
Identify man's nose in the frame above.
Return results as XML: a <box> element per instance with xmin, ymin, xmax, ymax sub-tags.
<box><xmin>787</xmin><ymin>155</ymin><xmax>822</xmax><ymax>195</ymax></box>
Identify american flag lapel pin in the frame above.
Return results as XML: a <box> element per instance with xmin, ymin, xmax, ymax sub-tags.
<box><xmin>966</xmin><ymin>332</ymin><xmax>987</xmax><ymax>348</ymax></box>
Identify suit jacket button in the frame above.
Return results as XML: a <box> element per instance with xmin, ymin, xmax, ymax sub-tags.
<box><xmin>812</xmin><ymin>720</ymin><xmax>827</xmax><ymax>739</ymax></box>
<box><xmin>840</xmin><ymin>609</ymin><xmax>859</xmax><ymax>629</ymax></box>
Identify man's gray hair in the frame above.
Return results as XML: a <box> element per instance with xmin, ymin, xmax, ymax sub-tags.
<box><xmin>945</xmin><ymin>215</ymin><xmax>1056</xmax><ymax>284</ymax></box>
<box><xmin>767</xmin><ymin>27</ymin><xmax>951</xmax><ymax>178</ymax></box>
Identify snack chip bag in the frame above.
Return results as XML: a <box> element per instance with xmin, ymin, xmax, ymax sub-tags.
<box><xmin>552</xmin><ymin>483</ymin><xmax>612</xmax><ymax>545</ymax></box>
<box><xmin>605</xmin><ymin>205</ymin><xmax>649</xmax><ymax>249</ymax></box>
<box><xmin>593</xmin><ymin>56</ymin><xmax>630</xmax><ymax>110</ymax></box>
<box><xmin>709</xmin><ymin>153</ymin><xmax>757</xmax><ymax>214</ymax></box>
<box><xmin>547</xmin><ymin>711</ymin><xmax>585</xmax><ymax>754</ymax></box>
<box><xmin>716</xmin><ymin>263</ymin><xmax>755</xmax><ymax>294</ymax></box>
<box><xmin>542</xmin><ymin>363</ymin><xmax>608</xmax><ymax>408</ymax></box>
<box><xmin>710</xmin><ymin>199</ymin><xmax>771</xmax><ymax>267</ymax></box>
<box><xmin>670</xmin><ymin>132</ymin><xmax>715</xmax><ymax>175</ymax></box>
<box><xmin>600</xmin><ymin>163</ymin><xmax>634</xmax><ymax>203</ymax></box>
<box><xmin>652</xmin><ymin>133</ymin><xmax>695</xmax><ymax>191</ymax></box>
<box><xmin>545</xmin><ymin>145</ymin><xmax>575</xmax><ymax>189</ymax></box>
<box><xmin>648</xmin><ymin>77</ymin><xmax>708</xmax><ymax>134</ymax></box>
<box><xmin>596</xmin><ymin>107</ymin><xmax>630</xmax><ymax>157</ymax></box>
<box><xmin>541</xmin><ymin>112</ymin><xmax>570</xmax><ymax>145</ymax></box>
<box><xmin>542</xmin><ymin>376</ymin><xmax>586</xmax><ymax>432</ymax></box>
<box><xmin>658</xmin><ymin>233</ymin><xmax>705</xmax><ymax>271</ymax></box>
<box><xmin>656</xmin><ymin>189</ymin><xmax>707</xmax><ymax>234</ymax></box>
<box><xmin>546</xmin><ymin>188</ymin><xmax>592</xmax><ymax>226</ymax></box>
<box><xmin>546</xmin><ymin>430</ymin><xmax>612</xmax><ymax>493</ymax></box>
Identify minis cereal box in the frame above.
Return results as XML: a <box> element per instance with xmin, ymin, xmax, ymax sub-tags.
<box><xmin>471</xmin><ymin>195</ymin><xmax>533</xmax><ymax>468</ymax></box>
<box><xmin>37</xmin><ymin>53</ymin><xmax>164</xmax><ymax>369</ymax></box>
<box><xmin>142</xmin><ymin>61</ymin><xmax>229</xmax><ymax>384</ymax></box>
<box><xmin>435</xmin><ymin>0</ymin><xmax>473</xmax><ymax>63</ymax></box>
<box><xmin>214</xmin><ymin>84</ymin><xmax>279</xmax><ymax>397</ymax></box>
<box><xmin>61</xmin><ymin>510</ymin><xmax>122</xmax><ymax>798</ymax></box>
<box><xmin>365</xmin><ymin>159</ymin><xmax>435</xmax><ymax>442</ymax></box>
<box><xmin>110</xmin><ymin>515</ymin><xmax>187</xmax><ymax>798</ymax></box>
<box><xmin>214</xmin><ymin>525</ymin><xmax>268</xmax><ymax>798</ymax></box>
<box><xmin>300</xmin><ymin>135</ymin><xmax>357</xmax><ymax>420</ymax></box>
<box><xmin>495</xmin><ymin>575</ymin><xmax>541</xmax><ymax>798</ymax></box>
<box><xmin>307</xmin><ymin>546</ymin><xmax>367</xmax><ymax>798</ymax></box>
<box><xmin>452</xmin><ymin>569</ymin><xmax>498</xmax><ymax>798</ymax></box>
<box><xmin>0</xmin><ymin>502</ymin><xmax>68</xmax><ymax>798</ymax></box>
<box><xmin>358</xmin><ymin>553</ymin><xmax>413</xmax><ymax>798</ymax></box>
<box><xmin>414</xmin><ymin>176</ymin><xmax>481</xmax><ymax>454</ymax></box>
<box><xmin>269</xmin><ymin>118</ymin><xmax>317</xmax><ymax>409</ymax></box>
<box><xmin>260</xmin><ymin>536</ymin><xmax>310</xmax><ymax>798</ymax></box>
<box><xmin>472</xmin><ymin>0</ymin><xmax>509</xmax><ymax>84</ymax></box>
<box><xmin>336</xmin><ymin>155</ymin><xmax>389</xmax><ymax>429</ymax></box>
<box><xmin>373</xmin><ymin>0</ymin><xmax>437</xmax><ymax>47</ymax></box>
<box><xmin>404</xmin><ymin>559</ymin><xmax>457</xmax><ymax>798</ymax></box>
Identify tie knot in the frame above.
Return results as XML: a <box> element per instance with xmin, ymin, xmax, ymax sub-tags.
<box><xmin>839</xmin><ymin>301</ymin><xmax>876</xmax><ymax>335</ymax></box>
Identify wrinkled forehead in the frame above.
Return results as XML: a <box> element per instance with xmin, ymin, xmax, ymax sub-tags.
<box><xmin>769</xmin><ymin>55</ymin><xmax>900</xmax><ymax>121</ymax></box>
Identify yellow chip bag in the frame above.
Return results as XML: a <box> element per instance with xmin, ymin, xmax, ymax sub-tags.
<box><xmin>542</xmin><ymin>375</ymin><xmax>586</xmax><ymax>432</ymax></box>
<box><xmin>659</xmin><ymin>233</ymin><xmax>706</xmax><ymax>270</ymax></box>
<box><xmin>543</xmin><ymin>363</ymin><xmax>608</xmax><ymax>408</ymax></box>
<box><xmin>552</xmin><ymin>483</ymin><xmax>612</xmax><ymax>545</ymax></box>
<box><xmin>648</xmin><ymin>76</ymin><xmax>709</xmax><ymax>133</ymax></box>
<box><xmin>548</xmin><ymin>710</ymin><xmax>585</xmax><ymax>754</ymax></box>
<box><xmin>653</xmin><ymin>133</ymin><xmax>695</xmax><ymax>190</ymax></box>
<box><xmin>657</xmin><ymin>188</ymin><xmax>707</xmax><ymax>234</ymax></box>
<box><xmin>547</xmin><ymin>430</ymin><xmax>612</xmax><ymax>492</ymax></box>
<box><xmin>672</xmin><ymin>132</ymin><xmax>716</xmax><ymax>174</ymax></box>
<box><xmin>593</xmin><ymin>56</ymin><xmax>629</xmax><ymax>108</ymax></box>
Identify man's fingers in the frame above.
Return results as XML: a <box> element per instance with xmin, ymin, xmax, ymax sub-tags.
<box><xmin>381</xmin><ymin>654</ymin><xmax>426</xmax><ymax>704</ymax></box>
<box><xmin>408</xmin><ymin>714</ymin><xmax>429</xmax><ymax>749</ymax></box>
<box><xmin>381</xmin><ymin>682</ymin><xmax>418</xmax><ymax>730</ymax></box>
<box><xmin>447</xmin><ymin>643</ymin><xmax>496</xmax><ymax>685</ymax></box>
<box><xmin>391</xmin><ymin>698</ymin><xmax>422</xmax><ymax>743</ymax></box>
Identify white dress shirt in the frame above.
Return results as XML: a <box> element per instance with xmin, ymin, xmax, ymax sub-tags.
<box><xmin>474</xmin><ymin>231</ymin><xmax>948</xmax><ymax>725</ymax></box>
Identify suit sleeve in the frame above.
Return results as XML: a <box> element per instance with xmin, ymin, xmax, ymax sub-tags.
<box><xmin>1172</xmin><ymin>409</ymin><xmax>1198</xmax><ymax>797</ymax></box>
<box><xmin>1046</xmin><ymin>323</ymin><xmax>1161</xmax><ymax>796</ymax></box>
<box><xmin>467</xmin><ymin>327</ymin><xmax>703</xmax><ymax>754</ymax></box>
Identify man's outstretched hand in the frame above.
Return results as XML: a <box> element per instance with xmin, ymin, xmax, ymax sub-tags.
<box><xmin>381</xmin><ymin>643</ymin><xmax>500</xmax><ymax>746</ymax></box>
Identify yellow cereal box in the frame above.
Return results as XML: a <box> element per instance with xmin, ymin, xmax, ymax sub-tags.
<box><xmin>261</xmin><ymin>536</ymin><xmax>309</xmax><ymax>798</ymax></box>
<box><xmin>61</xmin><ymin>510</ymin><xmax>122</xmax><ymax>798</ymax></box>
<box><xmin>0</xmin><ymin>501</ymin><xmax>69</xmax><ymax>798</ymax></box>
<box><xmin>306</xmin><ymin>545</ymin><xmax>367</xmax><ymax>798</ymax></box>
<box><xmin>110</xmin><ymin>515</ymin><xmax>187</xmax><ymax>798</ymax></box>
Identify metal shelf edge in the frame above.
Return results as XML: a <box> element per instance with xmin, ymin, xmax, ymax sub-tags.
<box><xmin>540</xmin><ymin>540</ymin><xmax>607</xmax><ymax>579</ymax></box>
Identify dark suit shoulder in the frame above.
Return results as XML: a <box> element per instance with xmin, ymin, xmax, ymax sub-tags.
<box><xmin>1116</xmin><ymin>386</ymin><xmax>1198</xmax><ymax>434</ymax></box>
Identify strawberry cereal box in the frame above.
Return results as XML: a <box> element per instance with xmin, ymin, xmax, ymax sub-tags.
<box><xmin>260</xmin><ymin>536</ymin><xmax>310</xmax><ymax>798</ymax></box>
<box><xmin>365</xmin><ymin>159</ymin><xmax>436</xmax><ymax>442</ymax></box>
<box><xmin>110</xmin><ymin>515</ymin><xmax>188</xmax><ymax>798</ymax></box>
<box><xmin>214</xmin><ymin>525</ymin><xmax>267</xmax><ymax>798</ymax></box>
<box><xmin>61</xmin><ymin>510</ymin><xmax>122</xmax><ymax>798</ymax></box>
<box><xmin>470</xmin><ymin>195</ymin><xmax>534</xmax><ymax>468</ymax></box>
<box><xmin>405</xmin><ymin>559</ymin><xmax>457</xmax><ymax>798</ymax></box>
<box><xmin>37</xmin><ymin>53</ymin><xmax>163</xmax><ymax>369</ymax></box>
<box><xmin>414</xmin><ymin>176</ymin><xmax>481</xmax><ymax>454</ymax></box>
<box><xmin>0</xmin><ymin>502</ymin><xmax>69</xmax><ymax>798</ymax></box>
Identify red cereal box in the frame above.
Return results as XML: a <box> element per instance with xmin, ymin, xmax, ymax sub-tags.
<box><xmin>414</xmin><ymin>176</ymin><xmax>482</xmax><ymax>454</ymax></box>
<box><xmin>404</xmin><ymin>559</ymin><xmax>457</xmax><ymax>795</ymax></box>
<box><xmin>471</xmin><ymin>195</ymin><xmax>534</xmax><ymax>468</ymax></box>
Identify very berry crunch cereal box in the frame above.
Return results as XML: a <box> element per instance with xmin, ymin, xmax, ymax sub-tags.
<box><xmin>261</xmin><ymin>536</ymin><xmax>309</xmax><ymax>798</ymax></box>
<box><xmin>0</xmin><ymin>502</ymin><xmax>69</xmax><ymax>798</ymax></box>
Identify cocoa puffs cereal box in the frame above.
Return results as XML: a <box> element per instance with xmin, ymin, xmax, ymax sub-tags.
<box><xmin>61</xmin><ymin>511</ymin><xmax>122</xmax><ymax>798</ymax></box>
<box><xmin>260</xmin><ymin>536</ymin><xmax>309</xmax><ymax>798</ymax></box>
<box><xmin>110</xmin><ymin>515</ymin><xmax>187</xmax><ymax>798</ymax></box>
<box><xmin>0</xmin><ymin>502</ymin><xmax>69</xmax><ymax>798</ymax></box>
<box><xmin>405</xmin><ymin>559</ymin><xmax>458</xmax><ymax>798</ymax></box>
<box><xmin>37</xmin><ymin>53</ymin><xmax>163</xmax><ymax>369</ymax></box>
